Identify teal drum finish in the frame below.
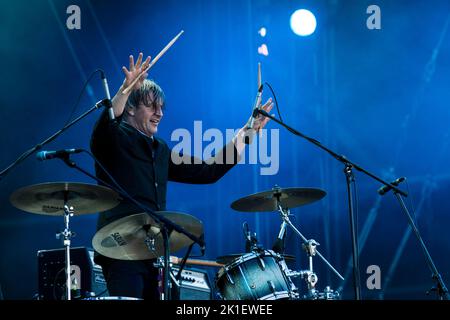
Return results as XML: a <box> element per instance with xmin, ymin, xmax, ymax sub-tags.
<box><xmin>215</xmin><ymin>250</ymin><xmax>296</xmax><ymax>300</ymax></box>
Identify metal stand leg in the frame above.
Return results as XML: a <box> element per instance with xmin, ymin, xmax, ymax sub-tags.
<box><xmin>56</xmin><ymin>192</ymin><xmax>74</xmax><ymax>300</ymax></box>
<box><xmin>344</xmin><ymin>164</ymin><xmax>361</xmax><ymax>300</ymax></box>
<box><xmin>162</xmin><ymin>227</ymin><xmax>171</xmax><ymax>300</ymax></box>
<box><xmin>154</xmin><ymin>257</ymin><xmax>165</xmax><ymax>300</ymax></box>
<box><xmin>277</xmin><ymin>204</ymin><xmax>344</xmax><ymax>281</ymax></box>
<box><xmin>147</xmin><ymin>227</ymin><xmax>172</xmax><ymax>301</ymax></box>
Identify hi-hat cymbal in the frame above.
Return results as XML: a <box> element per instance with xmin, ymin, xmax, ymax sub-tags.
<box><xmin>216</xmin><ymin>253</ymin><xmax>296</xmax><ymax>265</ymax></box>
<box><xmin>10</xmin><ymin>182</ymin><xmax>121</xmax><ymax>215</ymax></box>
<box><xmin>92</xmin><ymin>211</ymin><xmax>204</xmax><ymax>260</ymax></box>
<box><xmin>230</xmin><ymin>187</ymin><xmax>326</xmax><ymax>212</ymax></box>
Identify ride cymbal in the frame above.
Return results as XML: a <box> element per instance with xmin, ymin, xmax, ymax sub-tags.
<box><xmin>231</xmin><ymin>186</ymin><xmax>326</xmax><ymax>212</ymax></box>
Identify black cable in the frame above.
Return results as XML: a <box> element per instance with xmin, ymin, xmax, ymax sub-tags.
<box><xmin>175</xmin><ymin>243</ymin><xmax>194</xmax><ymax>281</ymax></box>
<box><xmin>264</xmin><ymin>82</ymin><xmax>282</xmax><ymax>122</ymax></box>
<box><xmin>81</xmin><ymin>150</ymin><xmax>135</xmax><ymax>207</ymax></box>
<box><xmin>78</xmin><ymin>149</ymin><xmax>204</xmax><ymax>250</ymax></box>
<box><xmin>53</xmin><ymin>267</ymin><xmax>66</xmax><ymax>300</ymax></box>
<box><xmin>261</xmin><ymin>83</ymin><xmax>322</xmax><ymax>144</ymax></box>
<box><xmin>63</xmin><ymin>69</ymin><xmax>103</xmax><ymax>128</ymax></box>
<box><xmin>0</xmin><ymin>69</ymin><xmax>104</xmax><ymax>181</ymax></box>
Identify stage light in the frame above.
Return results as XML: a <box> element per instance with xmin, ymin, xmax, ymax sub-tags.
<box><xmin>258</xmin><ymin>27</ymin><xmax>267</xmax><ymax>37</ymax></box>
<box><xmin>290</xmin><ymin>9</ymin><xmax>316</xmax><ymax>36</ymax></box>
<box><xmin>258</xmin><ymin>44</ymin><xmax>269</xmax><ymax>56</ymax></box>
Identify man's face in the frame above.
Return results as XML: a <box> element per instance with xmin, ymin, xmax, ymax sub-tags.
<box><xmin>131</xmin><ymin>101</ymin><xmax>164</xmax><ymax>137</ymax></box>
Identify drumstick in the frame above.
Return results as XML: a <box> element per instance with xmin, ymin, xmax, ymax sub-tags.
<box><xmin>170</xmin><ymin>256</ymin><xmax>224</xmax><ymax>267</ymax></box>
<box><xmin>257</xmin><ymin>62</ymin><xmax>261</xmax><ymax>89</ymax></box>
<box><xmin>122</xmin><ymin>30</ymin><xmax>185</xmax><ymax>95</ymax></box>
<box><xmin>257</xmin><ymin>62</ymin><xmax>263</xmax><ymax>136</ymax></box>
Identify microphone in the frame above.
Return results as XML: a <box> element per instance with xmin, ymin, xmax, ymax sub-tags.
<box><xmin>36</xmin><ymin>149</ymin><xmax>83</xmax><ymax>161</ymax></box>
<box><xmin>243</xmin><ymin>222</ymin><xmax>259</xmax><ymax>252</ymax></box>
<box><xmin>272</xmin><ymin>221</ymin><xmax>287</xmax><ymax>254</ymax></box>
<box><xmin>246</xmin><ymin>84</ymin><xmax>264</xmax><ymax>131</ymax></box>
<box><xmin>100</xmin><ymin>71</ymin><xmax>115</xmax><ymax>121</ymax></box>
<box><xmin>244</xmin><ymin>84</ymin><xmax>263</xmax><ymax>145</ymax></box>
<box><xmin>378</xmin><ymin>177</ymin><xmax>406</xmax><ymax>195</ymax></box>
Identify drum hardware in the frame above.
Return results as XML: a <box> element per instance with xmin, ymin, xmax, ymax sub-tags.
<box><xmin>10</xmin><ymin>182</ymin><xmax>120</xmax><ymax>300</ymax></box>
<box><xmin>275</xmin><ymin>201</ymin><xmax>344</xmax><ymax>282</ymax></box>
<box><xmin>229</xmin><ymin>185</ymin><xmax>344</xmax><ymax>301</ymax></box>
<box><xmin>92</xmin><ymin>211</ymin><xmax>204</xmax><ymax>300</ymax></box>
<box><xmin>144</xmin><ymin>236</ymin><xmax>157</xmax><ymax>253</ymax></box>
<box><xmin>155</xmin><ymin>255</ymin><xmax>215</xmax><ymax>300</ymax></box>
<box><xmin>252</xmin><ymin>107</ymin><xmax>419</xmax><ymax>300</ymax></box>
<box><xmin>154</xmin><ymin>256</ymin><xmax>169</xmax><ymax>300</ymax></box>
<box><xmin>274</xmin><ymin>201</ymin><xmax>343</xmax><ymax>299</ymax></box>
<box><xmin>92</xmin><ymin>211</ymin><xmax>204</xmax><ymax>261</ymax></box>
<box><xmin>243</xmin><ymin>221</ymin><xmax>262</xmax><ymax>252</ymax></box>
<box><xmin>50</xmin><ymin>150</ymin><xmax>207</xmax><ymax>300</ymax></box>
<box><xmin>60</xmin><ymin>202</ymin><xmax>74</xmax><ymax>300</ymax></box>
<box><xmin>320</xmin><ymin>286</ymin><xmax>340</xmax><ymax>300</ymax></box>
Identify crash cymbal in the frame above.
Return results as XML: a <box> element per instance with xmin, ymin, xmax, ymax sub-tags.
<box><xmin>10</xmin><ymin>182</ymin><xmax>121</xmax><ymax>215</ymax></box>
<box><xmin>216</xmin><ymin>253</ymin><xmax>296</xmax><ymax>265</ymax></box>
<box><xmin>92</xmin><ymin>211</ymin><xmax>204</xmax><ymax>260</ymax></box>
<box><xmin>230</xmin><ymin>187</ymin><xmax>326</xmax><ymax>212</ymax></box>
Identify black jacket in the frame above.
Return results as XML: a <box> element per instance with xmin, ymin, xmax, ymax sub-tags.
<box><xmin>90</xmin><ymin>110</ymin><xmax>239</xmax><ymax>231</ymax></box>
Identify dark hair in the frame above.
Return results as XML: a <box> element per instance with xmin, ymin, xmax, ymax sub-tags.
<box><xmin>125</xmin><ymin>79</ymin><xmax>165</xmax><ymax>111</ymax></box>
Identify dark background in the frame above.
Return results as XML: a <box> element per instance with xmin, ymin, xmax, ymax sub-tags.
<box><xmin>0</xmin><ymin>0</ymin><xmax>449</xmax><ymax>300</ymax></box>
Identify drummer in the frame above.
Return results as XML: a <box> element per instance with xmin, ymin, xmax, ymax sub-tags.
<box><xmin>90</xmin><ymin>52</ymin><xmax>273</xmax><ymax>300</ymax></box>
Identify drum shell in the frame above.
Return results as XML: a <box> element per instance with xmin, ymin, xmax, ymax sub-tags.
<box><xmin>215</xmin><ymin>251</ymin><xmax>291</xmax><ymax>300</ymax></box>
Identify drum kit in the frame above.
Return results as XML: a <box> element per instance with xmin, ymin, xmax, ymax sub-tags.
<box><xmin>10</xmin><ymin>182</ymin><xmax>342</xmax><ymax>301</ymax></box>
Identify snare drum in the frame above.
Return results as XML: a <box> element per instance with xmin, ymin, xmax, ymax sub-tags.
<box><xmin>215</xmin><ymin>250</ymin><xmax>295</xmax><ymax>300</ymax></box>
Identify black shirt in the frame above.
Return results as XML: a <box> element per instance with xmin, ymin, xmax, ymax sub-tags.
<box><xmin>90</xmin><ymin>110</ymin><xmax>239</xmax><ymax>231</ymax></box>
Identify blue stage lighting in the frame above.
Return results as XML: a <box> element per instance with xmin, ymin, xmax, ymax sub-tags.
<box><xmin>290</xmin><ymin>9</ymin><xmax>317</xmax><ymax>36</ymax></box>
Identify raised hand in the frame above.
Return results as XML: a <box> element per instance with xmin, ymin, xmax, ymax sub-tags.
<box><xmin>121</xmin><ymin>52</ymin><xmax>151</xmax><ymax>92</ymax></box>
<box><xmin>252</xmin><ymin>98</ymin><xmax>274</xmax><ymax>133</ymax></box>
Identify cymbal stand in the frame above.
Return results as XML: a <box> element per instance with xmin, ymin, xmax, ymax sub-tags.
<box><xmin>61</xmin><ymin>155</ymin><xmax>204</xmax><ymax>301</ymax></box>
<box><xmin>162</xmin><ymin>226</ymin><xmax>171</xmax><ymax>300</ymax></box>
<box><xmin>255</xmin><ymin>108</ymin><xmax>409</xmax><ymax>300</ymax></box>
<box><xmin>283</xmin><ymin>240</ymin><xmax>320</xmax><ymax>299</ymax></box>
<box><xmin>55</xmin><ymin>191</ymin><xmax>75</xmax><ymax>300</ymax></box>
<box><xmin>301</xmin><ymin>239</ymin><xmax>320</xmax><ymax>299</ymax></box>
<box><xmin>276</xmin><ymin>202</ymin><xmax>344</xmax><ymax>282</ymax></box>
<box><xmin>151</xmin><ymin>227</ymin><xmax>172</xmax><ymax>301</ymax></box>
<box><xmin>154</xmin><ymin>257</ymin><xmax>165</xmax><ymax>301</ymax></box>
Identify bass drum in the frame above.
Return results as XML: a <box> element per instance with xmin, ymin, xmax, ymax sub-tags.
<box><xmin>215</xmin><ymin>250</ymin><xmax>296</xmax><ymax>300</ymax></box>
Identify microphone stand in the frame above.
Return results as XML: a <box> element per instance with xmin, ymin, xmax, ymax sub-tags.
<box><xmin>1</xmin><ymin>96</ymin><xmax>206</xmax><ymax>300</ymax></box>
<box><xmin>0</xmin><ymin>99</ymin><xmax>111</xmax><ymax>182</ymax></box>
<box><xmin>381</xmin><ymin>184</ymin><xmax>449</xmax><ymax>300</ymax></box>
<box><xmin>59</xmin><ymin>155</ymin><xmax>205</xmax><ymax>301</ymax></box>
<box><xmin>255</xmin><ymin>108</ymin><xmax>408</xmax><ymax>300</ymax></box>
